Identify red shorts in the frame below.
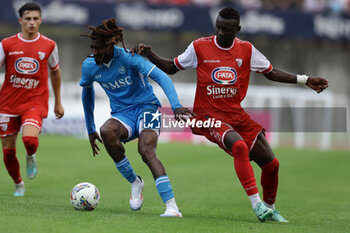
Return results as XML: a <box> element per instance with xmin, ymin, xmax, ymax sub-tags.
<box><xmin>192</xmin><ymin>115</ymin><xmax>263</xmax><ymax>155</ymax></box>
<box><xmin>0</xmin><ymin>108</ymin><xmax>43</xmax><ymax>137</ymax></box>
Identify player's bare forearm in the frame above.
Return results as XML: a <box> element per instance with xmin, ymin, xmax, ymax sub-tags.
<box><xmin>131</xmin><ymin>43</ymin><xmax>178</xmax><ymax>74</ymax></box>
<box><xmin>50</xmin><ymin>69</ymin><xmax>64</xmax><ymax>118</ymax></box>
<box><xmin>263</xmin><ymin>68</ymin><xmax>297</xmax><ymax>83</ymax></box>
<box><xmin>147</xmin><ymin>51</ymin><xmax>178</xmax><ymax>74</ymax></box>
<box><xmin>264</xmin><ymin>68</ymin><xmax>328</xmax><ymax>93</ymax></box>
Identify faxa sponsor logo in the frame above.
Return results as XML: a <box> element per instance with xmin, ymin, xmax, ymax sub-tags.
<box><xmin>15</xmin><ymin>57</ymin><xmax>39</xmax><ymax>75</ymax></box>
<box><xmin>9</xmin><ymin>75</ymin><xmax>40</xmax><ymax>89</ymax></box>
<box><xmin>211</xmin><ymin>67</ymin><xmax>237</xmax><ymax>85</ymax></box>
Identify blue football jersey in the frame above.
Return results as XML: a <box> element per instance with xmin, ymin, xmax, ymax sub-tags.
<box><xmin>80</xmin><ymin>46</ymin><xmax>161</xmax><ymax>113</ymax></box>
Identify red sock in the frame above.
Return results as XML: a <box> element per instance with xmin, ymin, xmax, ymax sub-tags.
<box><xmin>261</xmin><ymin>158</ymin><xmax>279</xmax><ymax>205</ymax></box>
<box><xmin>3</xmin><ymin>148</ymin><xmax>22</xmax><ymax>184</ymax></box>
<box><xmin>231</xmin><ymin>140</ymin><xmax>258</xmax><ymax>196</ymax></box>
<box><xmin>22</xmin><ymin>136</ymin><xmax>39</xmax><ymax>156</ymax></box>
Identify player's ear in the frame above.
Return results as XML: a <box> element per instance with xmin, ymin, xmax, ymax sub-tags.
<box><xmin>18</xmin><ymin>17</ymin><xmax>22</xmax><ymax>25</ymax></box>
<box><xmin>237</xmin><ymin>25</ymin><xmax>241</xmax><ymax>32</ymax></box>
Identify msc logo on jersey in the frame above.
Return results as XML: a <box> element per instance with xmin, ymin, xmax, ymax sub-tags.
<box><xmin>211</xmin><ymin>67</ymin><xmax>237</xmax><ymax>85</ymax></box>
<box><xmin>15</xmin><ymin>57</ymin><xmax>39</xmax><ymax>75</ymax></box>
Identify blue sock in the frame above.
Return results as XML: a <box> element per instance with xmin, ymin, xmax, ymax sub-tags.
<box><xmin>155</xmin><ymin>175</ymin><xmax>174</xmax><ymax>203</ymax></box>
<box><xmin>115</xmin><ymin>157</ymin><xmax>137</xmax><ymax>183</ymax></box>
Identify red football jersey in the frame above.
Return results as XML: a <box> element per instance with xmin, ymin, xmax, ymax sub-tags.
<box><xmin>174</xmin><ymin>36</ymin><xmax>272</xmax><ymax>122</ymax></box>
<box><xmin>0</xmin><ymin>33</ymin><xmax>59</xmax><ymax>117</ymax></box>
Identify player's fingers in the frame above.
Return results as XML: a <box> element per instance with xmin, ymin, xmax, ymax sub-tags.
<box><xmin>96</xmin><ymin>136</ymin><xmax>103</xmax><ymax>144</ymax></box>
<box><xmin>137</xmin><ymin>45</ymin><xmax>144</xmax><ymax>54</ymax></box>
<box><xmin>185</xmin><ymin>109</ymin><xmax>196</xmax><ymax>116</ymax></box>
<box><xmin>91</xmin><ymin>145</ymin><xmax>97</xmax><ymax>156</ymax></box>
<box><xmin>95</xmin><ymin>143</ymin><xmax>100</xmax><ymax>151</ymax></box>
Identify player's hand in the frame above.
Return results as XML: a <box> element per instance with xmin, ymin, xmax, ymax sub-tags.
<box><xmin>306</xmin><ymin>77</ymin><xmax>329</xmax><ymax>93</ymax></box>
<box><xmin>130</xmin><ymin>43</ymin><xmax>152</xmax><ymax>57</ymax></box>
<box><xmin>88</xmin><ymin>132</ymin><xmax>103</xmax><ymax>157</ymax></box>
<box><xmin>174</xmin><ymin>107</ymin><xmax>196</xmax><ymax>122</ymax></box>
<box><xmin>54</xmin><ymin>103</ymin><xmax>64</xmax><ymax>119</ymax></box>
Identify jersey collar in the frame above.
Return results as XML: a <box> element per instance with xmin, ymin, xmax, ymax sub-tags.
<box><xmin>17</xmin><ymin>33</ymin><xmax>40</xmax><ymax>42</ymax></box>
<box><xmin>103</xmin><ymin>59</ymin><xmax>113</xmax><ymax>68</ymax></box>
<box><xmin>102</xmin><ymin>46</ymin><xmax>119</xmax><ymax>68</ymax></box>
<box><xmin>214</xmin><ymin>36</ymin><xmax>235</xmax><ymax>50</ymax></box>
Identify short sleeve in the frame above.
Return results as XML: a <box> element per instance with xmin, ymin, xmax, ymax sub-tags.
<box><xmin>0</xmin><ymin>42</ymin><xmax>5</xmax><ymax>70</ymax></box>
<box><xmin>250</xmin><ymin>45</ymin><xmax>273</xmax><ymax>74</ymax></box>
<box><xmin>79</xmin><ymin>60</ymin><xmax>94</xmax><ymax>87</ymax></box>
<box><xmin>174</xmin><ymin>42</ymin><xmax>198</xmax><ymax>70</ymax></box>
<box><xmin>48</xmin><ymin>43</ymin><xmax>59</xmax><ymax>70</ymax></box>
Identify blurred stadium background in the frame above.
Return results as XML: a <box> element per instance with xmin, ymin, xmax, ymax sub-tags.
<box><xmin>0</xmin><ymin>0</ymin><xmax>349</xmax><ymax>150</ymax></box>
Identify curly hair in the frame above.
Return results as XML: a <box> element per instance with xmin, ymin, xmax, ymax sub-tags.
<box><xmin>82</xmin><ymin>18</ymin><xmax>127</xmax><ymax>52</ymax></box>
<box><xmin>219</xmin><ymin>7</ymin><xmax>240</xmax><ymax>23</ymax></box>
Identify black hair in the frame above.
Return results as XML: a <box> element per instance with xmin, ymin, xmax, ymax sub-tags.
<box><xmin>219</xmin><ymin>7</ymin><xmax>240</xmax><ymax>23</ymax></box>
<box><xmin>18</xmin><ymin>2</ymin><xmax>41</xmax><ymax>17</ymax></box>
<box><xmin>82</xmin><ymin>18</ymin><xmax>127</xmax><ymax>52</ymax></box>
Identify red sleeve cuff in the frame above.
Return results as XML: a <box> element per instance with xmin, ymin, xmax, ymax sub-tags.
<box><xmin>174</xmin><ymin>57</ymin><xmax>184</xmax><ymax>70</ymax></box>
<box><xmin>50</xmin><ymin>64</ymin><xmax>59</xmax><ymax>71</ymax></box>
<box><xmin>256</xmin><ymin>64</ymin><xmax>273</xmax><ymax>74</ymax></box>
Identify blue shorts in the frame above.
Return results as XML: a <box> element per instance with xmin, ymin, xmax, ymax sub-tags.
<box><xmin>111</xmin><ymin>104</ymin><xmax>160</xmax><ymax>143</ymax></box>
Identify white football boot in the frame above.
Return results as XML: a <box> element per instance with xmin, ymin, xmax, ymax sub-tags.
<box><xmin>160</xmin><ymin>198</ymin><xmax>182</xmax><ymax>217</ymax></box>
<box><xmin>160</xmin><ymin>206</ymin><xmax>183</xmax><ymax>217</ymax></box>
<box><xmin>14</xmin><ymin>181</ymin><xmax>25</xmax><ymax>197</ymax></box>
<box><xmin>130</xmin><ymin>176</ymin><xmax>144</xmax><ymax>211</ymax></box>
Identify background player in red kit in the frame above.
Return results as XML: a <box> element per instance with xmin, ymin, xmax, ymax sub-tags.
<box><xmin>0</xmin><ymin>2</ymin><xmax>64</xmax><ymax>196</ymax></box>
<box><xmin>132</xmin><ymin>7</ymin><xmax>328</xmax><ymax>222</ymax></box>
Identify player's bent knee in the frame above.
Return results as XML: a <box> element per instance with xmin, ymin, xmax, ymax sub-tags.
<box><xmin>231</xmin><ymin>140</ymin><xmax>249</xmax><ymax>158</ymax></box>
<box><xmin>100</xmin><ymin>124</ymin><xmax>118</xmax><ymax>140</ymax></box>
<box><xmin>22</xmin><ymin>136</ymin><xmax>39</xmax><ymax>156</ymax></box>
<box><xmin>138</xmin><ymin>142</ymin><xmax>156</xmax><ymax>157</ymax></box>
<box><xmin>269</xmin><ymin>158</ymin><xmax>280</xmax><ymax>171</ymax></box>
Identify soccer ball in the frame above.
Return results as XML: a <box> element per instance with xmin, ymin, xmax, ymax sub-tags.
<box><xmin>70</xmin><ymin>182</ymin><xmax>100</xmax><ymax>211</ymax></box>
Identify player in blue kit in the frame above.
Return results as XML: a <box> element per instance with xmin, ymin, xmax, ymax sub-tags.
<box><xmin>80</xmin><ymin>18</ymin><xmax>194</xmax><ymax>217</ymax></box>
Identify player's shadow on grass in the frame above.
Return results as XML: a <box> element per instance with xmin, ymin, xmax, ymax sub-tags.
<box><xmin>100</xmin><ymin>206</ymin><xmax>262</xmax><ymax>224</ymax></box>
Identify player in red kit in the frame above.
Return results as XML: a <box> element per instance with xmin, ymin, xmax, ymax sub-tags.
<box><xmin>132</xmin><ymin>7</ymin><xmax>328</xmax><ymax>222</ymax></box>
<box><xmin>0</xmin><ymin>2</ymin><xmax>64</xmax><ymax>196</ymax></box>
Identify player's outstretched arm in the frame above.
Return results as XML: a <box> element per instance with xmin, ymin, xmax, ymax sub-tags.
<box><xmin>50</xmin><ymin>69</ymin><xmax>64</xmax><ymax>119</ymax></box>
<box><xmin>264</xmin><ymin>68</ymin><xmax>328</xmax><ymax>93</ymax></box>
<box><xmin>82</xmin><ymin>86</ymin><xmax>102</xmax><ymax>156</ymax></box>
<box><xmin>130</xmin><ymin>43</ymin><xmax>179</xmax><ymax>74</ymax></box>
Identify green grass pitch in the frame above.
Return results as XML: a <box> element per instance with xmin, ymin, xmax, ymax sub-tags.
<box><xmin>0</xmin><ymin>135</ymin><xmax>349</xmax><ymax>233</ymax></box>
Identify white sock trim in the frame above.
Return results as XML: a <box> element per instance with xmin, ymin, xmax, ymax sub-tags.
<box><xmin>165</xmin><ymin>197</ymin><xmax>179</xmax><ymax>211</ymax></box>
<box><xmin>263</xmin><ymin>201</ymin><xmax>275</xmax><ymax>210</ymax></box>
<box><xmin>248</xmin><ymin>193</ymin><xmax>262</xmax><ymax>209</ymax></box>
